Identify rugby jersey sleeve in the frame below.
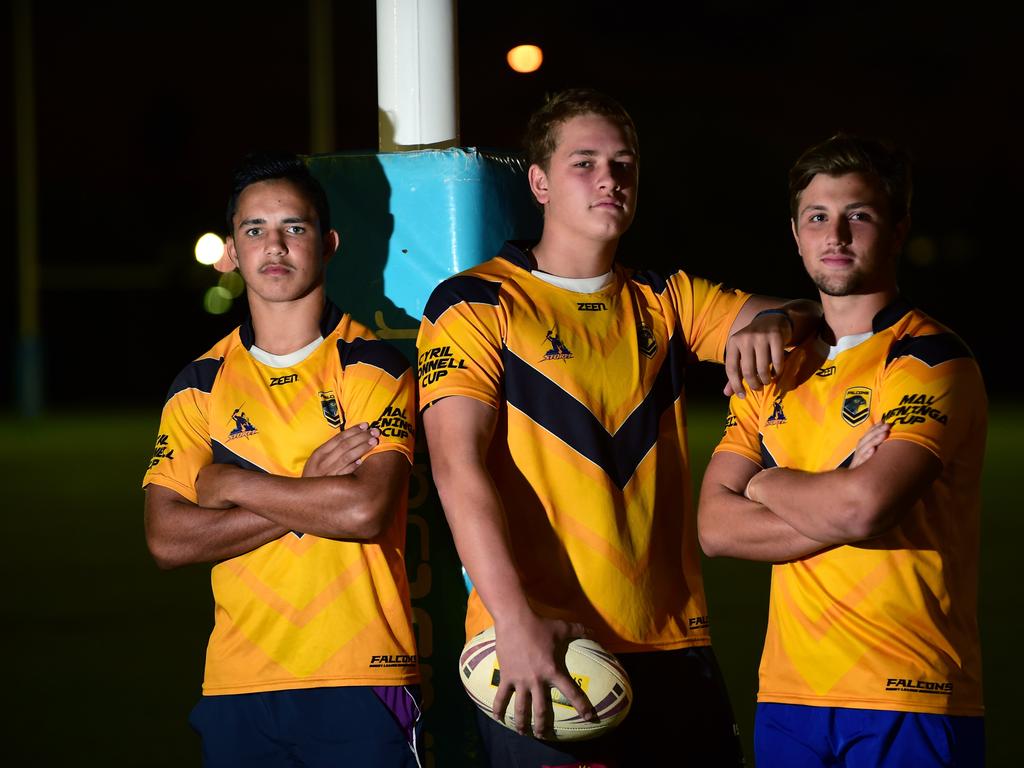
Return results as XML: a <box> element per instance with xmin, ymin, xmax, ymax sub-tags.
<box><xmin>667</xmin><ymin>272</ymin><xmax>751</xmax><ymax>364</ymax></box>
<box><xmin>336</xmin><ymin>336</ymin><xmax>417</xmax><ymax>464</ymax></box>
<box><xmin>141</xmin><ymin>357</ymin><xmax>220</xmax><ymax>503</ymax></box>
<box><xmin>416</xmin><ymin>275</ymin><xmax>504</xmax><ymax>411</ymax></box>
<box><xmin>880</xmin><ymin>333</ymin><xmax>985</xmax><ymax>465</ymax></box>
<box><xmin>712</xmin><ymin>385</ymin><xmax>766</xmax><ymax>466</ymax></box>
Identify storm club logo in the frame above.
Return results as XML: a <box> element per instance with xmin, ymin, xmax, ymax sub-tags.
<box><xmin>227</xmin><ymin>407</ymin><xmax>258</xmax><ymax>441</ymax></box>
<box><xmin>540</xmin><ymin>328</ymin><xmax>573</xmax><ymax>362</ymax></box>
<box><xmin>765</xmin><ymin>396</ymin><xmax>787</xmax><ymax>426</ymax></box>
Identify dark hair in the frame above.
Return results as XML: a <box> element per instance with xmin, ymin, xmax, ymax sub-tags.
<box><xmin>225</xmin><ymin>152</ymin><xmax>331</xmax><ymax>233</ymax></box>
<box><xmin>789</xmin><ymin>134</ymin><xmax>912</xmax><ymax>222</ymax></box>
<box><xmin>523</xmin><ymin>88</ymin><xmax>639</xmax><ymax>170</ymax></box>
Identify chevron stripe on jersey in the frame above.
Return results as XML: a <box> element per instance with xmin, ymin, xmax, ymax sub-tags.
<box><xmin>715</xmin><ymin>299</ymin><xmax>985</xmax><ymax>716</ymax></box>
<box><xmin>502</xmin><ymin>330</ymin><xmax>687</xmax><ymax>490</ymax></box>
<box><xmin>143</xmin><ymin>304</ymin><xmax>418</xmax><ymax>695</ymax></box>
<box><xmin>417</xmin><ymin>242</ymin><xmax>750</xmax><ymax>652</ymax></box>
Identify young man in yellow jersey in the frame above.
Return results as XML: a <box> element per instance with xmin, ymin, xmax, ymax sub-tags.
<box><xmin>699</xmin><ymin>135</ymin><xmax>985</xmax><ymax>767</ymax></box>
<box><xmin>143</xmin><ymin>154</ymin><xmax>422</xmax><ymax>766</ymax></box>
<box><xmin>417</xmin><ymin>89</ymin><xmax>822</xmax><ymax>766</ymax></box>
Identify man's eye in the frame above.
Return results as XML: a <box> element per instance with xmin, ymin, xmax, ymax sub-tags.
<box><xmin>574</xmin><ymin>160</ymin><xmax>593</xmax><ymax>168</ymax></box>
<box><xmin>245</xmin><ymin>227</ymin><xmax>262</xmax><ymax>236</ymax></box>
<box><xmin>808</xmin><ymin>214</ymin><xmax>825</xmax><ymax>223</ymax></box>
<box><xmin>287</xmin><ymin>226</ymin><xmax>306</xmax><ymax>234</ymax></box>
<box><xmin>850</xmin><ymin>212</ymin><xmax>872</xmax><ymax>222</ymax></box>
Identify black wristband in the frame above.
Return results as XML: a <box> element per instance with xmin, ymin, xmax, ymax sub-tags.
<box><xmin>754</xmin><ymin>308</ymin><xmax>794</xmax><ymax>333</ymax></box>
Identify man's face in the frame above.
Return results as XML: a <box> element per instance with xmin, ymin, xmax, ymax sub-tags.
<box><xmin>226</xmin><ymin>179</ymin><xmax>337</xmax><ymax>305</ymax></box>
<box><xmin>528</xmin><ymin>113</ymin><xmax>638</xmax><ymax>243</ymax></box>
<box><xmin>792</xmin><ymin>172</ymin><xmax>906</xmax><ymax>297</ymax></box>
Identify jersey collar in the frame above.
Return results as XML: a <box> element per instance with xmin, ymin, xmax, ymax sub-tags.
<box><xmin>872</xmin><ymin>296</ymin><xmax>914</xmax><ymax>333</ymax></box>
<box><xmin>499</xmin><ymin>240</ymin><xmax>536</xmax><ymax>270</ymax></box>
<box><xmin>238</xmin><ymin>300</ymin><xmax>344</xmax><ymax>351</ymax></box>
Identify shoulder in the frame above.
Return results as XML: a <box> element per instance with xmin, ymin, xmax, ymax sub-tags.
<box><xmin>622</xmin><ymin>263</ymin><xmax>735</xmax><ymax>301</ymax></box>
<box><xmin>163</xmin><ymin>331</ymin><xmax>239</xmax><ymax>403</ymax></box>
<box><xmin>422</xmin><ymin>251</ymin><xmax>522</xmax><ymax>324</ymax></box>
<box><xmin>884</xmin><ymin>310</ymin><xmax>975</xmax><ymax>369</ymax></box>
<box><xmin>622</xmin><ymin>264</ymin><xmax>683</xmax><ymax>295</ymax></box>
<box><xmin>329</xmin><ymin>316</ymin><xmax>411</xmax><ymax>380</ymax></box>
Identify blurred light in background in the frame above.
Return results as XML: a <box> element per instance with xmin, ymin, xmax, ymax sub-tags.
<box><xmin>203</xmin><ymin>285</ymin><xmax>233</xmax><ymax>314</ymax></box>
<box><xmin>195</xmin><ymin>233</ymin><xmax>225</xmax><ymax>265</ymax></box>
<box><xmin>507</xmin><ymin>44</ymin><xmax>543</xmax><ymax>73</ymax></box>
<box><xmin>218</xmin><ymin>270</ymin><xmax>245</xmax><ymax>298</ymax></box>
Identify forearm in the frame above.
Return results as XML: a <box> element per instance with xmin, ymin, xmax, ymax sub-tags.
<box><xmin>747</xmin><ymin>466</ymin><xmax>877</xmax><ymax>544</ymax></box>
<box><xmin>213</xmin><ymin>457</ymin><xmax>406</xmax><ymax>540</ymax></box>
<box><xmin>777</xmin><ymin>298</ymin><xmax>823</xmax><ymax>345</ymax></box>
<box><xmin>435</xmin><ymin>467</ymin><xmax>535</xmax><ymax>625</ymax></box>
<box><xmin>145</xmin><ymin>489</ymin><xmax>287</xmax><ymax>569</ymax></box>
<box><xmin>699</xmin><ymin>482</ymin><xmax>830</xmax><ymax>562</ymax></box>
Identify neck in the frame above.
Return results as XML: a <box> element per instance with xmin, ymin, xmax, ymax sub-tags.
<box><xmin>247</xmin><ymin>287</ymin><xmax>326</xmax><ymax>355</ymax></box>
<box><xmin>530</xmin><ymin>227</ymin><xmax>618</xmax><ymax>278</ymax></box>
<box><xmin>819</xmin><ymin>288</ymin><xmax>898</xmax><ymax>343</ymax></box>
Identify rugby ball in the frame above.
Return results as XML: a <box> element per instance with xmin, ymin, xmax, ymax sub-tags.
<box><xmin>458</xmin><ymin>625</ymin><xmax>632</xmax><ymax>740</ymax></box>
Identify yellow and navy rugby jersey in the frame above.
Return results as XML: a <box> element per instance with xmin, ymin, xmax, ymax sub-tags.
<box><xmin>143</xmin><ymin>303</ymin><xmax>419</xmax><ymax>695</ymax></box>
<box><xmin>417</xmin><ymin>241</ymin><xmax>750</xmax><ymax>652</ymax></box>
<box><xmin>715</xmin><ymin>298</ymin><xmax>985</xmax><ymax>715</ymax></box>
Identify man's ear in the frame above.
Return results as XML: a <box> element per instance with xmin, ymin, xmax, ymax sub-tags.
<box><xmin>225</xmin><ymin>236</ymin><xmax>240</xmax><ymax>268</ymax></box>
<box><xmin>322</xmin><ymin>228</ymin><xmax>341</xmax><ymax>264</ymax></box>
<box><xmin>790</xmin><ymin>218</ymin><xmax>801</xmax><ymax>255</ymax></box>
<box><xmin>528</xmin><ymin>163</ymin><xmax>550</xmax><ymax>206</ymax></box>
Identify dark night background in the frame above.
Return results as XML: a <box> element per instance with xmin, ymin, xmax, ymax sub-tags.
<box><xmin>4</xmin><ymin>0</ymin><xmax>1021</xmax><ymax>411</ymax></box>
<box><xmin>4</xmin><ymin>2</ymin><xmax>1022</xmax><ymax>765</ymax></box>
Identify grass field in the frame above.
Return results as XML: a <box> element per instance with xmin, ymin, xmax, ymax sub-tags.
<box><xmin>4</xmin><ymin>404</ymin><xmax>1018</xmax><ymax>765</ymax></box>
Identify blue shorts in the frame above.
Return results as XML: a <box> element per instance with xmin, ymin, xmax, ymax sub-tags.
<box><xmin>755</xmin><ymin>702</ymin><xmax>984</xmax><ymax>767</ymax></box>
<box><xmin>189</xmin><ymin>686</ymin><xmax>422</xmax><ymax>767</ymax></box>
<box><xmin>476</xmin><ymin>645</ymin><xmax>744</xmax><ymax>767</ymax></box>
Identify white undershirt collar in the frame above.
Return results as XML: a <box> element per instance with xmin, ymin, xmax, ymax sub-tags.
<box><xmin>827</xmin><ymin>331</ymin><xmax>873</xmax><ymax>360</ymax></box>
<box><xmin>250</xmin><ymin>336</ymin><xmax>324</xmax><ymax>368</ymax></box>
<box><xmin>531</xmin><ymin>269</ymin><xmax>614</xmax><ymax>293</ymax></box>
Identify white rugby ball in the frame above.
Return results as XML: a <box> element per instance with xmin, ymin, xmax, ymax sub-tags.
<box><xmin>458</xmin><ymin>625</ymin><xmax>632</xmax><ymax>741</ymax></box>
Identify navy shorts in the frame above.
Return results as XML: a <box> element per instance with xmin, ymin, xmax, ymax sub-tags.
<box><xmin>188</xmin><ymin>685</ymin><xmax>422</xmax><ymax>767</ymax></box>
<box><xmin>476</xmin><ymin>645</ymin><xmax>744</xmax><ymax>767</ymax></box>
<box><xmin>755</xmin><ymin>702</ymin><xmax>984</xmax><ymax>767</ymax></box>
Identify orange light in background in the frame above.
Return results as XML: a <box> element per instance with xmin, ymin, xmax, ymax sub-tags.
<box><xmin>195</xmin><ymin>233</ymin><xmax>225</xmax><ymax>265</ymax></box>
<box><xmin>507</xmin><ymin>44</ymin><xmax>543</xmax><ymax>74</ymax></box>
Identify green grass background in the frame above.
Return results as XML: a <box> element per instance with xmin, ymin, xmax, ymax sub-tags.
<box><xmin>4</xmin><ymin>404</ymin><xmax>1018</xmax><ymax>765</ymax></box>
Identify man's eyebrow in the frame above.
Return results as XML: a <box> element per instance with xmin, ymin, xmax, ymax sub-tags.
<box><xmin>239</xmin><ymin>216</ymin><xmax>311</xmax><ymax>226</ymax></box>
<box><xmin>799</xmin><ymin>201</ymin><xmax>879</xmax><ymax>216</ymax></box>
<box><xmin>798</xmin><ymin>204</ymin><xmax>827</xmax><ymax>217</ymax></box>
<box><xmin>567</xmin><ymin>148</ymin><xmax>636</xmax><ymax>158</ymax></box>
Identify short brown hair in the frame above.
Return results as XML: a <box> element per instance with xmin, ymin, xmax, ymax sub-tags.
<box><xmin>789</xmin><ymin>134</ymin><xmax>912</xmax><ymax>222</ymax></box>
<box><xmin>523</xmin><ymin>88</ymin><xmax>639</xmax><ymax>171</ymax></box>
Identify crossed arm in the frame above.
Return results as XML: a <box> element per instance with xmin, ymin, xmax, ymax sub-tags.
<box><xmin>698</xmin><ymin>425</ymin><xmax>942</xmax><ymax>562</ymax></box>
<box><xmin>144</xmin><ymin>424</ymin><xmax>409</xmax><ymax>569</ymax></box>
